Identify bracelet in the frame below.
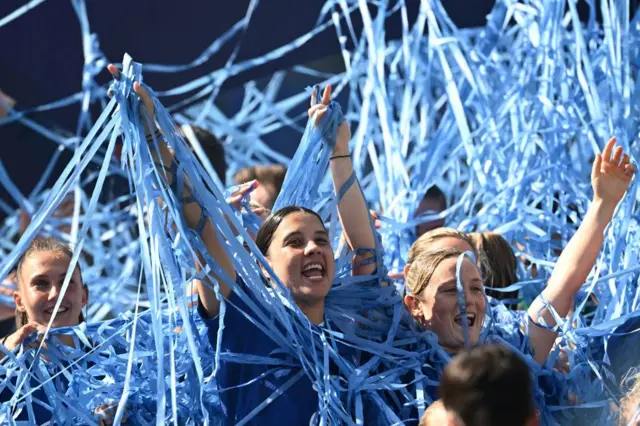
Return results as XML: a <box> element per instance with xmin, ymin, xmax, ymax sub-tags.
<box><xmin>330</xmin><ymin>153</ymin><xmax>351</xmax><ymax>160</ymax></box>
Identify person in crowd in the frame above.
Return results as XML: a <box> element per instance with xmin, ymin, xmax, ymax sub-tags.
<box><xmin>233</xmin><ymin>164</ymin><xmax>287</xmax><ymax>210</ymax></box>
<box><xmin>468</xmin><ymin>232</ymin><xmax>519</xmax><ymax>308</ymax></box>
<box><xmin>0</xmin><ymin>193</ymin><xmax>77</xmax><ymax>338</ymax></box>
<box><xmin>415</xmin><ymin>185</ymin><xmax>447</xmax><ymax>237</ymax></box>
<box><xmin>184</xmin><ymin>124</ymin><xmax>227</xmax><ymax>184</ymax></box>
<box><xmin>110</xmin><ymin>63</ymin><xmax>382</xmax><ymax>425</ymax></box>
<box><xmin>0</xmin><ymin>237</ymin><xmax>94</xmax><ymax>423</ymax></box>
<box><xmin>404</xmin><ymin>137</ymin><xmax>634</xmax><ymax>365</ymax></box>
<box><xmin>439</xmin><ymin>344</ymin><xmax>538</xmax><ymax>426</ymax></box>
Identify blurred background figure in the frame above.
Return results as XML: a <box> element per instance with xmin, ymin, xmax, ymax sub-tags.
<box><xmin>234</xmin><ymin>164</ymin><xmax>287</xmax><ymax>210</ymax></box>
<box><xmin>415</xmin><ymin>185</ymin><xmax>447</xmax><ymax>237</ymax></box>
<box><xmin>468</xmin><ymin>231</ymin><xmax>519</xmax><ymax>308</ymax></box>
<box><xmin>439</xmin><ymin>344</ymin><xmax>538</xmax><ymax>426</ymax></box>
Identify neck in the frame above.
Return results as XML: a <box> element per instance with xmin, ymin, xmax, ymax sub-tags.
<box><xmin>297</xmin><ymin>299</ymin><xmax>325</xmax><ymax>325</ymax></box>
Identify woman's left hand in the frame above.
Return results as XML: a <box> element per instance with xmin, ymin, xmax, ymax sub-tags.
<box><xmin>307</xmin><ymin>84</ymin><xmax>351</xmax><ymax>155</ymax></box>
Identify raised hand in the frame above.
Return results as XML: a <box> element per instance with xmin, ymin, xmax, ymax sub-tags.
<box><xmin>307</xmin><ymin>85</ymin><xmax>351</xmax><ymax>155</ymax></box>
<box><xmin>592</xmin><ymin>137</ymin><xmax>635</xmax><ymax>206</ymax></box>
<box><xmin>107</xmin><ymin>64</ymin><xmax>155</xmax><ymax>136</ymax></box>
<box><xmin>227</xmin><ymin>181</ymin><xmax>270</xmax><ymax>220</ymax></box>
<box><xmin>2</xmin><ymin>322</ymin><xmax>40</xmax><ymax>351</ymax></box>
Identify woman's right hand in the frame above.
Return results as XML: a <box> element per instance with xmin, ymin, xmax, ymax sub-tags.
<box><xmin>2</xmin><ymin>322</ymin><xmax>40</xmax><ymax>351</ymax></box>
<box><xmin>107</xmin><ymin>64</ymin><xmax>155</xmax><ymax>133</ymax></box>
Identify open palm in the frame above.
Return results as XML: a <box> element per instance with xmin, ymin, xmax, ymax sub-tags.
<box><xmin>592</xmin><ymin>137</ymin><xmax>635</xmax><ymax>205</ymax></box>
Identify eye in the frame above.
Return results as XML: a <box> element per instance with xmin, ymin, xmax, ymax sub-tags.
<box><xmin>33</xmin><ymin>279</ymin><xmax>49</xmax><ymax>290</ymax></box>
<box><xmin>472</xmin><ymin>285</ymin><xmax>484</xmax><ymax>293</ymax></box>
<box><xmin>286</xmin><ymin>238</ymin><xmax>303</xmax><ymax>247</ymax></box>
<box><xmin>315</xmin><ymin>237</ymin><xmax>329</xmax><ymax>245</ymax></box>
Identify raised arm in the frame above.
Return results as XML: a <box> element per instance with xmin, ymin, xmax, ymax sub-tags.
<box><xmin>527</xmin><ymin>137</ymin><xmax>634</xmax><ymax>364</ymax></box>
<box><xmin>108</xmin><ymin>65</ymin><xmax>234</xmax><ymax>318</ymax></box>
<box><xmin>310</xmin><ymin>86</ymin><xmax>377</xmax><ymax>276</ymax></box>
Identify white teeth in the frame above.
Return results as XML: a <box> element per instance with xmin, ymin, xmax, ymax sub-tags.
<box><xmin>302</xmin><ymin>263</ymin><xmax>323</xmax><ymax>272</ymax></box>
<box><xmin>454</xmin><ymin>313</ymin><xmax>477</xmax><ymax>325</ymax></box>
<box><xmin>45</xmin><ymin>307</ymin><xmax>68</xmax><ymax>314</ymax></box>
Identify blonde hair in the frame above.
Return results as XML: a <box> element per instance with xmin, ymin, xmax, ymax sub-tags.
<box><xmin>15</xmin><ymin>237</ymin><xmax>86</xmax><ymax>329</ymax></box>
<box><xmin>405</xmin><ymin>248</ymin><xmax>467</xmax><ymax>298</ymax></box>
<box><xmin>408</xmin><ymin>228</ymin><xmax>475</xmax><ymax>264</ymax></box>
<box><xmin>467</xmin><ymin>232</ymin><xmax>518</xmax><ymax>303</ymax></box>
<box><xmin>620</xmin><ymin>372</ymin><xmax>640</xmax><ymax>425</ymax></box>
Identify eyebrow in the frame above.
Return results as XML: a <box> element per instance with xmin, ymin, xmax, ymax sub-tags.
<box><xmin>29</xmin><ymin>272</ymin><xmax>76</xmax><ymax>283</ymax></box>
<box><xmin>282</xmin><ymin>230</ymin><xmax>329</xmax><ymax>240</ymax></box>
<box><xmin>439</xmin><ymin>278</ymin><xmax>482</xmax><ymax>288</ymax></box>
<box><xmin>28</xmin><ymin>274</ymin><xmax>50</xmax><ymax>283</ymax></box>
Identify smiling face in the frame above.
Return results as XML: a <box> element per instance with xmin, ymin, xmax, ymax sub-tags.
<box><xmin>405</xmin><ymin>253</ymin><xmax>486</xmax><ymax>352</ymax></box>
<box><xmin>264</xmin><ymin>211</ymin><xmax>335</xmax><ymax>307</ymax></box>
<box><xmin>15</xmin><ymin>250</ymin><xmax>87</xmax><ymax>328</ymax></box>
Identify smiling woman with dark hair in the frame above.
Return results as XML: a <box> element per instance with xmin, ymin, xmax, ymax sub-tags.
<box><xmin>191</xmin><ymin>88</ymin><xmax>379</xmax><ymax>425</ymax></box>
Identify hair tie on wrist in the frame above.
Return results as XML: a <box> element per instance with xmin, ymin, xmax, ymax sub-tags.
<box><xmin>330</xmin><ymin>154</ymin><xmax>351</xmax><ymax>160</ymax></box>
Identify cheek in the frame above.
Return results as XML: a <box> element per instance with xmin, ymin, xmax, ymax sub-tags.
<box><xmin>22</xmin><ymin>289</ymin><xmax>43</xmax><ymax>309</ymax></box>
<box><xmin>272</xmin><ymin>250</ymin><xmax>300</xmax><ymax>281</ymax></box>
<box><xmin>477</xmin><ymin>293</ymin><xmax>487</xmax><ymax>313</ymax></box>
<box><xmin>432</xmin><ymin>295</ymin><xmax>456</xmax><ymax>319</ymax></box>
<box><xmin>323</xmin><ymin>247</ymin><xmax>335</xmax><ymax>268</ymax></box>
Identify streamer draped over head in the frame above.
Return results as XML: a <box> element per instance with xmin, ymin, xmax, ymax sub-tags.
<box><xmin>0</xmin><ymin>0</ymin><xmax>639</xmax><ymax>425</ymax></box>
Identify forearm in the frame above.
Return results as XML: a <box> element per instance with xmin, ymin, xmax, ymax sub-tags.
<box><xmin>151</xmin><ymin>137</ymin><xmax>235</xmax><ymax>316</ymax></box>
<box><xmin>330</xmin><ymin>153</ymin><xmax>376</xmax><ymax>275</ymax></box>
<box><xmin>527</xmin><ymin>199</ymin><xmax>615</xmax><ymax>364</ymax></box>
<box><xmin>541</xmin><ymin>198</ymin><xmax>614</xmax><ymax>316</ymax></box>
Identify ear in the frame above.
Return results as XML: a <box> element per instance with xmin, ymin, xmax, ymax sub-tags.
<box><xmin>404</xmin><ymin>294</ymin><xmax>421</xmax><ymax>317</ymax></box>
<box><xmin>403</xmin><ymin>263</ymin><xmax>411</xmax><ymax>280</ymax></box>
<box><xmin>81</xmin><ymin>285</ymin><xmax>88</xmax><ymax>308</ymax></box>
<box><xmin>258</xmin><ymin>259</ymin><xmax>273</xmax><ymax>286</ymax></box>
<box><xmin>14</xmin><ymin>290</ymin><xmax>25</xmax><ymax>312</ymax></box>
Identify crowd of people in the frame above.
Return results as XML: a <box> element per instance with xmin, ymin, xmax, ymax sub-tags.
<box><xmin>0</xmin><ymin>62</ymin><xmax>639</xmax><ymax>426</ymax></box>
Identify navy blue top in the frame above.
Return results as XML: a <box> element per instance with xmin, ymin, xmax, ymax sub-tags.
<box><xmin>199</xmin><ymin>277</ymin><xmax>392</xmax><ymax>425</ymax></box>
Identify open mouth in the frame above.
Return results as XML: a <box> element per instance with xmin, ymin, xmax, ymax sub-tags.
<box><xmin>454</xmin><ymin>313</ymin><xmax>477</xmax><ymax>327</ymax></box>
<box><xmin>301</xmin><ymin>263</ymin><xmax>325</xmax><ymax>281</ymax></box>
<box><xmin>44</xmin><ymin>306</ymin><xmax>69</xmax><ymax>315</ymax></box>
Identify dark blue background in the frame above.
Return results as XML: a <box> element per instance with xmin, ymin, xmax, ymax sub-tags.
<box><xmin>0</xmin><ymin>0</ymin><xmax>599</xmax><ymax>209</ymax></box>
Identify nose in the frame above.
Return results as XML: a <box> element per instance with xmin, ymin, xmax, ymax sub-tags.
<box><xmin>463</xmin><ymin>286</ymin><xmax>476</xmax><ymax>306</ymax></box>
<box><xmin>48</xmin><ymin>283</ymin><xmax>61</xmax><ymax>301</ymax></box>
<box><xmin>304</xmin><ymin>240</ymin><xmax>322</xmax><ymax>256</ymax></box>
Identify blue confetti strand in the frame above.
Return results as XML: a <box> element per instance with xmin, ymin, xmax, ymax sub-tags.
<box><xmin>0</xmin><ymin>0</ymin><xmax>640</xmax><ymax>424</ymax></box>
